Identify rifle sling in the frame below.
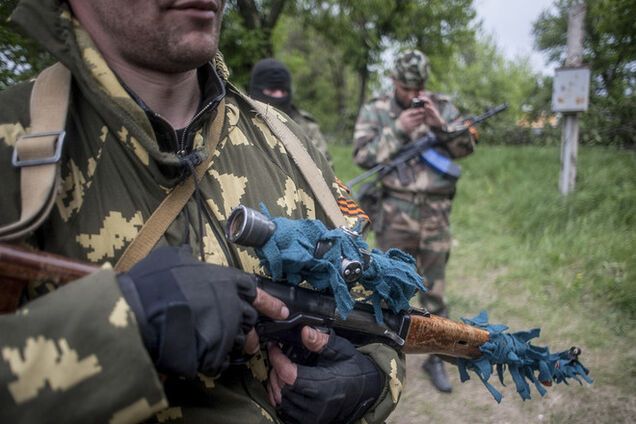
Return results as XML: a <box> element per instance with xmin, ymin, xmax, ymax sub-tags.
<box><xmin>238</xmin><ymin>93</ymin><xmax>347</xmax><ymax>229</ymax></box>
<box><xmin>0</xmin><ymin>63</ymin><xmax>70</xmax><ymax>242</ymax></box>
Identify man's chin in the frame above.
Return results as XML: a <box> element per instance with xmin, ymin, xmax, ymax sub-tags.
<box><xmin>162</xmin><ymin>42</ymin><xmax>217</xmax><ymax>72</ymax></box>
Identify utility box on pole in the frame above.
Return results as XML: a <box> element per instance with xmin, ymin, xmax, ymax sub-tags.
<box><xmin>553</xmin><ymin>1</ymin><xmax>588</xmax><ymax>195</ymax></box>
<box><xmin>552</xmin><ymin>67</ymin><xmax>591</xmax><ymax>113</ymax></box>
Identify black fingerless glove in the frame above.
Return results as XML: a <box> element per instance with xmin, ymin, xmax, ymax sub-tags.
<box><xmin>278</xmin><ymin>335</ymin><xmax>385</xmax><ymax>424</ymax></box>
<box><xmin>117</xmin><ymin>245</ymin><xmax>258</xmax><ymax>377</ymax></box>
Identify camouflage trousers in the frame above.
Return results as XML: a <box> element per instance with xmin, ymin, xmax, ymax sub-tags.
<box><xmin>375</xmin><ymin>191</ymin><xmax>452</xmax><ymax>317</ymax></box>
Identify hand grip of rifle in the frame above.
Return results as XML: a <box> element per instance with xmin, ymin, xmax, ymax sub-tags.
<box><xmin>225</xmin><ymin>205</ymin><xmax>490</xmax><ymax>359</ymax></box>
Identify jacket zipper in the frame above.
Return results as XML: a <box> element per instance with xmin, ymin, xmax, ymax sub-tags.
<box><xmin>152</xmin><ymin>103</ymin><xmax>238</xmax><ymax>268</ymax></box>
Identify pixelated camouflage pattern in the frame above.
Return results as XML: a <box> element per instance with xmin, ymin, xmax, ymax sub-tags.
<box><xmin>390</xmin><ymin>49</ymin><xmax>430</xmax><ymax>89</ymax></box>
<box><xmin>0</xmin><ymin>270</ymin><xmax>168</xmax><ymax>423</ymax></box>
<box><xmin>0</xmin><ymin>0</ymin><xmax>403</xmax><ymax>422</ymax></box>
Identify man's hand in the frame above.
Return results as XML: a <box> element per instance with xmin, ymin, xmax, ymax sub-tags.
<box><xmin>398</xmin><ymin>107</ymin><xmax>427</xmax><ymax>136</ymax></box>
<box><xmin>399</xmin><ymin>94</ymin><xmax>446</xmax><ymax>137</ymax></box>
<box><xmin>244</xmin><ymin>288</ymin><xmax>289</xmax><ymax>354</ymax></box>
<box><xmin>267</xmin><ymin>328</ymin><xmax>385</xmax><ymax>424</ymax></box>
<box><xmin>117</xmin><ymin>245</ymin><xmax>289</xmax><ymax>377</ymax></box>
<box><xmin>417</xmin><ymin>93</ymin><xmax>446</xmax><ymax>129</ymax></box>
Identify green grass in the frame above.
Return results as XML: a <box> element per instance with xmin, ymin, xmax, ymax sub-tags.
<box><xmin>332</xmin><ymin>144</ymin><xmax>635</xmax><ymax>322</ymax></box>
<box><xmin>330</xmin><ymin>144</ymin><xmax>636</xmax><ymax>422</ymax></box>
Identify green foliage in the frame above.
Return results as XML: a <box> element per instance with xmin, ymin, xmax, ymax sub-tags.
<box><xmin>332</xmin><ymin>142</ymin><xmax>636</xmax><ymax>323</ymax></box>
<box><xmin>287</xmin><ymin>0</ymin><xmax>478</xmax><ymax>142</ymax></box>
<box><xmin>272</xmin><ymin>15</ymin><xmax>362</xmax><ymax>142</ymax></box>
<box><xmin>424</xmin><ymin>33</ymin><xmax>544</xmax><ymax>146</ymax></box>
<box><xmin>219</xmin><ymin>9</ymin><xmax>273</xmax><ymax>89</ymax></box>
<box><xmin>0</xmin><ymin>0</ymin><xmax>52</xmax><ymax>89</ymax></box>
<box><xmin>455</xmin><ymin>145</ymin><xmax>636</xmax><ymax>320</ymax></box>
<box><xmin>533</xmin><ymin>0</ymin><xmax>636</xmax><ymax>147</ymax></box>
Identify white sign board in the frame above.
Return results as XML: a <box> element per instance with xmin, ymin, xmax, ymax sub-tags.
<box><xmin>552</xmin><ymin>67</ymin><xmax>591</xmax><ymax>113</ymax></box>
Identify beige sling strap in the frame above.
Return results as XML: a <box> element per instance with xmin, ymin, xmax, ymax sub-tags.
<box><xmin>241</xmin><ymin>95</ymin><xmax>347</xmax><ymax>228</ymax></box>
<box><xmin>0</xmin><ymin>63</ymin><xmax>71</xmax><ymax>242</ymax></box>
<box><xmin>115</xmin><ymin>99</ymin><xmax>226</xmax><ymax>272</ymax></box>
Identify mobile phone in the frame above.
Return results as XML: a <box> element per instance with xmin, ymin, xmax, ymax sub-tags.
<box><xmin>411</xmin><ymin>98</ymin><xmax>426</xmax><ymax>109</ymax></box>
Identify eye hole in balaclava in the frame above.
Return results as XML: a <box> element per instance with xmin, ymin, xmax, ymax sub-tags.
<box><xmin>249</xmin><ymin>58</ymin><xmax>293</xmax><ymax>115</ymax></box>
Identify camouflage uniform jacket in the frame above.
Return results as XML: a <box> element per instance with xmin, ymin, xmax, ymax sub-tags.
<box><xmin>0</xmin><ymin>1</ymin><xmax>405</xmax><ymax>423</ymax></box>
<box><xmin>287</xmin><ymin>106</ymin><xmax>331</xmax><ymax>163</ymax></box>
<box><xmin>353</xmin><ymin>92</ymin><xmax>475</xmax><ymax>196</ymax></box>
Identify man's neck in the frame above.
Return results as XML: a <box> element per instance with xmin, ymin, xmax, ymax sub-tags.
<box><xmin>106</xmin><ymin>54</ymin><xmax>201</xmax><ymax>130</ymax></box>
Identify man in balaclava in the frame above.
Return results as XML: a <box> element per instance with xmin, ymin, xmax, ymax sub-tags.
<box><xmin>250</xmin><ymin>58</ymin><xmax>331</xmax><ymax>163</ymax></box>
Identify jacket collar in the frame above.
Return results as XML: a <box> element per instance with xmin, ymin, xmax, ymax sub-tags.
<box><xmin>10</xmin><ymin>0</ymin><xmax>227</xmax><ymax>179</ymax></box>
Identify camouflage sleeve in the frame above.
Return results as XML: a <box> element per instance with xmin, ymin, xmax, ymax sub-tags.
<box><xmin>353</xmin><ymin>102</ymin><xmax>409</xmax><ymax>169</ymax></box>
<box><xmin>0</xmin><ymin>269</ymin><xmax>167</xmax><ymax>423</ymax></box>
<box><xmin>434</xmin><ymin>96</ymin><xmax>476</xmax><ymax>159</ymax></box>
<box><xmin>357</xmin><ymin>343</ymin><xmax>406</xmax><ymax>424</ymax></box>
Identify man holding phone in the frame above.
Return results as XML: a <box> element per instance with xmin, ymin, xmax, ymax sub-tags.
<box><xmin>353</xmin><ymin>49</ymin><xmax>476</xmax><ymax>394</ymax></box>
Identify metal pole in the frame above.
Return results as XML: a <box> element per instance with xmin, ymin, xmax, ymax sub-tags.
<box><xmin>559</xmin><ymin>1</ymin><xmax>586</xmax><ymax>195</ymax></box>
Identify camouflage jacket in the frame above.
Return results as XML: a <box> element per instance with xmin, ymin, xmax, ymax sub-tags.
<box><xmin>0</xmin><ymin>1</ymin><xmax>405</xmax><ymax>423</ymax></box>
<box><xmin>287</xmin><ymin>106</ymin><xmax>331</xmax><ymax>163</ymax></box>
<box><xmin>353</xmin><ymin>92</ymin><xmax>475</xmax><ymax>195</ymax></box>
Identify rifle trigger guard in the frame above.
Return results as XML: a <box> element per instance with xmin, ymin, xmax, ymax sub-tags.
<box><xmin>256</xmin><ymin>313</ymin><xmax>333</xmax><ymax>338</ymax></box>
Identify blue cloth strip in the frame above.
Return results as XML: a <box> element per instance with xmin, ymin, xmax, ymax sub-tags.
<box><xmin>256</xmin><ymin>204</ymin><xmax>425</xmax><ymax>320</ymax></box>
<box><xmin>457</xmin><ymin>311</ymin><xmax>593</xmax><ymax>402</ymax></box>
<box><xmin>254</xmin><ymin>207</ymin><xmax>592</xmax><ymax>401</ymax></box>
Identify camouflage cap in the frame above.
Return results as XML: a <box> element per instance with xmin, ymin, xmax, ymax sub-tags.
<box><xmin>391</xmin><ymin>49</ymin><xmax>429</xmax><ymax>89</ymax></box>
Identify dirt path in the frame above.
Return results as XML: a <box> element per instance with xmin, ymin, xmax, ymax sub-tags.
<box><xmin>385</xmin><ymin>270</ymin><xmax>636</xmax><ymax>424</ymax></box>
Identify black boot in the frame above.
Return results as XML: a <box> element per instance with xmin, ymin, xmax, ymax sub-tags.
<box><xmin>422</xmin><ymin>355</ymin><xmax>452</xmax><ymax>393</ymax></box>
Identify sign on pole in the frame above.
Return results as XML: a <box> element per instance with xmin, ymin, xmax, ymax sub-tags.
<box><xmin>552</xmin><ymin>67</ymin><xmax>591</xmax><ymax>113</ymax></box>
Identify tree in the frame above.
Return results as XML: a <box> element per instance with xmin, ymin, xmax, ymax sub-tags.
<box><xmin>427</xmin><ymin>32</ymin><xmax>542</xmax><ymax>144</ymax></box>
<box><xmin>296</xmin><ymin>0</ymin><xmax>476</xmax><ymax>110</ymax></box>
<box><xmin>220</xmin><ymin>0</ymin><xmax>291</xmax><ymax>88</ymax></box>
<box><xmin>533</xmin><ymin>0</ymin><xmax>636</xmax><ymax>147</ymax></box>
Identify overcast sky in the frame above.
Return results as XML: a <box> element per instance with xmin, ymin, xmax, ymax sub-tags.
<box><xmin>474</xmin><ymin>0</ymin><xmax>556</xmax><ymax>75</ymax></box>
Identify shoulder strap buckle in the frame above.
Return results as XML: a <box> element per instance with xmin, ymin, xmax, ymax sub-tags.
<box><xmin>12</xmin><ymin>130</ymin><xmax>66</xmax><ymax>167</ymax></box>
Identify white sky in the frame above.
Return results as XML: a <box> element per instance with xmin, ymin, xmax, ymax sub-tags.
<box><xmin>475</xmin><ymin>0</ymin><xmax>556</xmax><ymax>75</ymax></box>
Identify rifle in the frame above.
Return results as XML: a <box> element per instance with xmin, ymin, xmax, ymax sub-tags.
<box><xmin>347</xmin><ymin>103</ymin><xmax>508</xmax><ymax>189</ymax></box>
<box><xmin>0</xmin><ymin>241</ymin><xmax>488</xmax><ymax>359</ymax></box>
<box><xmin>0</xmin><ymin>225</ymin><xmax>590</xmax><ymax>402</ymax></box>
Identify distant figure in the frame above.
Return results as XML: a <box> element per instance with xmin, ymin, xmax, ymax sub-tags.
<box><xmin>353</xmin><ymin>49</ymin><xmax>477</xmax><ymax>394</ymax></box>
<box><xmin>249</xmin><ymin>58</ymin><xmax>331</xmax><ymax>163</ymax></box>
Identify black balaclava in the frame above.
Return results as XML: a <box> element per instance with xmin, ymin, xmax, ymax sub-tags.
<box><xmin>249</xmin><ymin>58</ymin><xmax>293</xmax><ymax>114</ymax></box>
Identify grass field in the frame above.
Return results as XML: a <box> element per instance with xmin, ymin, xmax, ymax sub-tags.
<box><xmin>330</xmin><ymin>144</ymin><xmax>636</xmax><ymax>423</ymax></box>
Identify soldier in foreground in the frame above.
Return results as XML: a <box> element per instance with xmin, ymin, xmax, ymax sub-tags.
<box><xmin>0</xmin><ymin>0</ymin><xmax>403</xmax><ymax>422</ymax></box>
<box><xmin>353</xmin><ymin>49</ymin><xmax>476</xmax><ymax>393</ymax></box>
<box><xmin>249</xmin><ymin>58</ymin><xmax>332</xmax><ymax>164</ymax></box>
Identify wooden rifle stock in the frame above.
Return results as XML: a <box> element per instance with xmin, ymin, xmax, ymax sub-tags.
<box><xmin>0</xmin><ymin>242</ymin><xmax>490</xmax><ymax>359</ymax></box>
<box><xmin>403</xmin><ymin>313</ymin><xmax>489</xmax><ymax>358</ymax></box>
<box><xmin>0</xmin><ymin>242</ymin><xmax>98</xmax><ymax>312</ymax></box>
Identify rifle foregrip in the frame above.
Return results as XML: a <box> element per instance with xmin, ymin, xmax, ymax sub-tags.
<box><xmin>403</xmin><ymin>314</ymin><xmax>489</xmax><ymax>359</ymax></box>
